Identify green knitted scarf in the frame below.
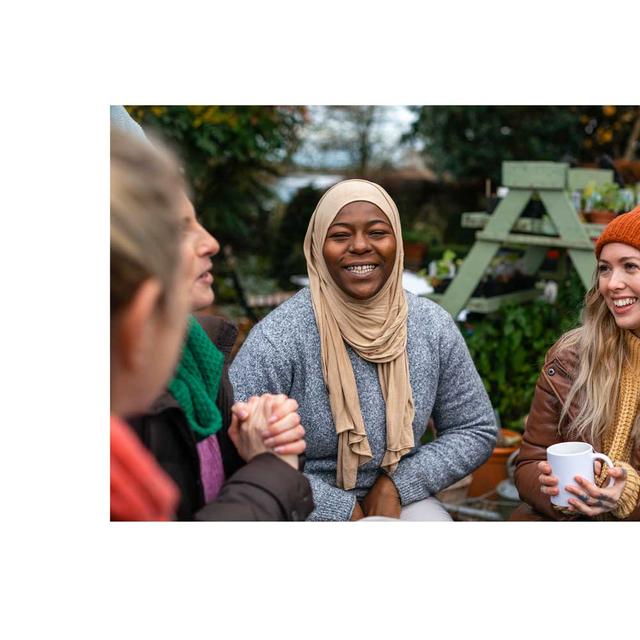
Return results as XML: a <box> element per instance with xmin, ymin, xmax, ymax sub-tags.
<box><xmin>168</xmin><ymin>316</ymin><xmax>224</xmax><ymax>442</ymax></box>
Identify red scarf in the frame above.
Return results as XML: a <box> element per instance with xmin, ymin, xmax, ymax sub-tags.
<box><xmin>110</xmin><ymin>415</ymin><xmax>179</xmax><ymax>521</ymax></box>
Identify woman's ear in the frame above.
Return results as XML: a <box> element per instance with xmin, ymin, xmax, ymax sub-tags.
<box><xmin>115</xmin><ymin>278</ymin><xmax>163</xmax><ymax>373</ymax></box>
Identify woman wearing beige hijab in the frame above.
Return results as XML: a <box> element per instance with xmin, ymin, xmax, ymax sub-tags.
<box><xmin>230</xmin><ymin>179</ymin><xmax>497</xmax><ymax>520</ymax></box>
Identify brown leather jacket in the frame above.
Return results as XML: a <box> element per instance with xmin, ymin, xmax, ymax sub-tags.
<box><xmin>513</xmin><ymin>335</ymin><xmax>640</xmax><ymax>521</ymax></box>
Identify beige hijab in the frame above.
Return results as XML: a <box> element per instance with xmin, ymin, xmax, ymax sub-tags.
<box><xmin>303</xmin><ymin>179</ymin><xmax>415</xmax><ymax>490</ymax></box>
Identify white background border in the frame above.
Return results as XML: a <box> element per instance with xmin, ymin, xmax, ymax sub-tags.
<box><xmin>3</xmin><ymin>1</ymin><xmax>638</xmax><ymax>637</ymax></box>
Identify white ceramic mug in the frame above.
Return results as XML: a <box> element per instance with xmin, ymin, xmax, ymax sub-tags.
<box><xmin>546</xmin><ymin>442</ymin><xmax>615</xmax><ymax>507</ymax></box>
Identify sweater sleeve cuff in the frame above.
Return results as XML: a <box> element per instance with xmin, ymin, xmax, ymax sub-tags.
<box><xmin>391</xmin><ymin>467</ymin><xmax>428</xmax><ymax>506</ymax></box>
<box><xmin>304</xmin><ymin>474</ymin><xmax>357</xmax><ymax>521</ymax></box>
<box><xmin>612</xmin><ymin>462</ymin><xmax>640</xmax><ymax>520</ymax></box>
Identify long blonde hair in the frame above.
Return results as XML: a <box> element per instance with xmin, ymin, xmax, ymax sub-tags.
<box><xmin>558</xmin><ymin>269</ymin><xmax>631</xmax><ymax>446</ymax></box>
<box><xmin>110</xmin><ymin>128</ymin><xmax>185</xmax><ymax>318</ymax></box>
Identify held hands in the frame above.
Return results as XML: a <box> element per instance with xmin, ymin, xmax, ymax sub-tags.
<box><xmin>361</xmin><ymin>474</ymin><xmax>402</xmax><ymax>519</ymax></box>
<box><xmin>537</xmin><ymin>460</ymin><xmax>627</xmax><ymax>517</ymax></box>
<box><xmin>230</xmin><ymin>394</ymin><xmax>305</xmax><ymax>469</ymax></box>
<box><xmin>228</xmin><ymin>395</ymin><xmax>270</xmax><ymax>463</ymax></box>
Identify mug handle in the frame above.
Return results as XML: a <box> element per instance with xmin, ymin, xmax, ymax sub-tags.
<box><xmin>592</xmin><ymin>452</ymin><xmax>615</xmax><ymax>488</ymax></box>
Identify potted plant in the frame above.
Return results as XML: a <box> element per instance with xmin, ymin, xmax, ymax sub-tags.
<box><xmin>422</xmin><ymin>249</ymin><xmax>460</xmax><ymax>293</ymax></box>
<box><xmin>467</xmin><ymin>427</ymin><xmax>523</xmax><ymax>497</ymax></box>
<box><xmin>471</xmin><ymin>250</ymin><xmax>534</xmax><ymax>297</ymax></box>
<box><xmin>582</xmin><ymin>181</ymin><xmax>624</xmax><ymax>224</ymax></box>
<box><xmin>402</xmin><ymin>229</ymin><xmax>431</xmax><ymax>270</ymax></box>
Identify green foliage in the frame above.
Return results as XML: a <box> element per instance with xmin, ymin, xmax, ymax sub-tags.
<box><xmin>437</xmin><ymin>249</ymin><xmax>458</xmax><ymax>275</ymax></box>
<box><xmin>406</xmin><ymin>106</ymin><xmax>640</xmax><ymax>185</ymax></box>
<box><xmin>407</xmin><ymin>106</ymin><xmax>582</xmax><ymax>185</ymax></box>
<box><xmin>233</xmin><ymin>255</ymin><xmax>280</xmax><ymax>296</ymax></box>
<box><xmin>582</xmin><ymin>181</ymin><xmax>634</xmax><ymax>213</ymax></box>
<box><xmin>426</xmin><ymin>243</ymin><xmax>471</xmax><ymax>263</ymax></box>
<box><xmin>125</xmin><ymin>106</ymin><xmax>306</xmax><ymax>251</ymax></box>
<box><xmin>270</xmin><ymin>185</ymin><xmax>322</xmax><ymax>287</ymax></box>
<box><xmin>401</xmin><ymin>227</ymin><xmax>440</xmax><ymax>245</ymax></box>
<box><xmin>461</xmin><ymin>269</ymin><xmax>584</xmax><ymax>430</ymax></box>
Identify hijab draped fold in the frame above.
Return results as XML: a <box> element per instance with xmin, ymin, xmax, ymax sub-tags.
<box><xmin>303</xmin><ymin>179</ymin><xmax>415</xmax><ymax>490</ymax></box>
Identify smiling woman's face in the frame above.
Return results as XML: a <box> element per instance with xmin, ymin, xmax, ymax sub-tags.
<box><xmin>321</xmin><ymin>200</ymin><xmax>397</xmax><ymax>300</ymax></box>
<box><xmin>598</xmin><ymin>242</ymin><xmax>640</xmax><ymax>334</ymax></box>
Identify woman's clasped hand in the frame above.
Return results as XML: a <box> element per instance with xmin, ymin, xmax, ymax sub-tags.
<box><xmin>229</xmin><ymin>394</ymin><xmax>305</xmax><ymax>468</ymax></box>
<box><xmin>537</xmin><ymin>460</ymin><xmax>629</xmax><ymax>517</ymax></box>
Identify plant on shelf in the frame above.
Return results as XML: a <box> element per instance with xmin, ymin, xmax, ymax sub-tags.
<box><xmin>402</xmin><ymin>228</ymin><xmax>434</xmax><ymax>244</ymax></box>
<box><xmin>420</xmin><ymin>249</ymin><xmax>460</xmax><ymax>293</ymax></box>
<box><xmin>402</xmin><ymin>228</ymin><xmax>434</xmax><ymax>271</ymax></box>
<box><xmin>461</xmin><ymin>268</ymin><xmax>584</xmax><ymax>431</ymax></box>
<box><xmin>582</xmin><ymin>181</ymin><xmax>628</xmax><ymax>223</ymax></box>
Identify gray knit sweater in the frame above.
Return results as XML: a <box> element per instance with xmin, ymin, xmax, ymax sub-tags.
<box><xmin>229</xmin><ymin>288</ymin><xmax>497</xmax><ymax>521</ymax></box>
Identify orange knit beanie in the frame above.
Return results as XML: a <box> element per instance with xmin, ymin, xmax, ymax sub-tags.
<box><xmin>595</xmin><ymin>205</ymin><xmax>640</xmax><ymax>258</ymax></box>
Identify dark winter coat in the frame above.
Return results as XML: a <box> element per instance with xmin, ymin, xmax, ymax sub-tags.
<box><xmin>129</xmin><ymin>314</ymin><xmax>313</xmax><ymax>521</ymax></box>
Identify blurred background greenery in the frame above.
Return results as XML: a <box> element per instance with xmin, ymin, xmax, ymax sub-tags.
<box><xmin>125</xmin><ymin>104</ymin><xmax>640</xmax><ymax>428</ymax></box>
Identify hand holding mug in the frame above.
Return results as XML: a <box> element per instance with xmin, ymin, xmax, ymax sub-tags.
<box><xmin>545</xmin><ymin>442</ymin><xmax>622</xmax><ymax>516</ymax></box>
<box><xmin>537</xmin><ymin>460</ymin><xmax>559</xmax><ymax>497</ymax></box>
<box><xmin>537</xmin><ymin>460</ymin><xmax>578</xmax><ymax>518</ymax></box>
<box><xmin>565</xmin><ymin>462</ymin><xmax>628</xmax><ymax>517</ymax></box>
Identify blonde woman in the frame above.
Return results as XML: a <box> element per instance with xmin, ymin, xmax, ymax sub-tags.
<box><xmin>514</xmin><ymin>206</ymin><xmax>640</xmax><ymax>520</ymax></box>
<box><xmin>230</xmin><ymin>179</ymin><xmax>497</xmax><ymax>521</ymax></box>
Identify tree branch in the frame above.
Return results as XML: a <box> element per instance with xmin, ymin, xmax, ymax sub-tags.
<box><xmin>623</xmin><ymin>108</ymin><xmax>640</xmax><ymax>161</ymax></box>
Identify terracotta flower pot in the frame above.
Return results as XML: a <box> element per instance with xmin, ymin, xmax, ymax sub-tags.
<box><xmin>436</xmin><ymin>474</ymin><xmax>472</xmax><ymax>504</ymax></box>
<box><xmin>403</xmin><ymin>241</ymin><xmax>427</xmax><ymax>270</ymax></box>
<box><xmin>587</xmin><ymin>210</ymin><xmax>616</xmax><ymax>225</ymax></box>
<box><xmin>432</xmin><ymin>277</ymin><xmax>452</xmax><ymax>294</ymax></box>
<box><xmin>468</xmin><ymin>429</ymin><xmax>522</xmax><ymax>497</ymax></box>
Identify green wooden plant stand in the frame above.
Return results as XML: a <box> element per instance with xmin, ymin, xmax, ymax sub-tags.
<box><xmin>431</xmin><ymin>161</ymin><xmax>613</xmax><ymax>318</ymax></box>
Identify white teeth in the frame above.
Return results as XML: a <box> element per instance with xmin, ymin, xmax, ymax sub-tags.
<box><xmin>613</xmin><ymin>297</ymin><xmax>637</xmax><ymax>307</ymax></box>
<box><xmin>346</xmin><ymin>265</ymin><xmax>376</xmax><ymax>274</ymax></box>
